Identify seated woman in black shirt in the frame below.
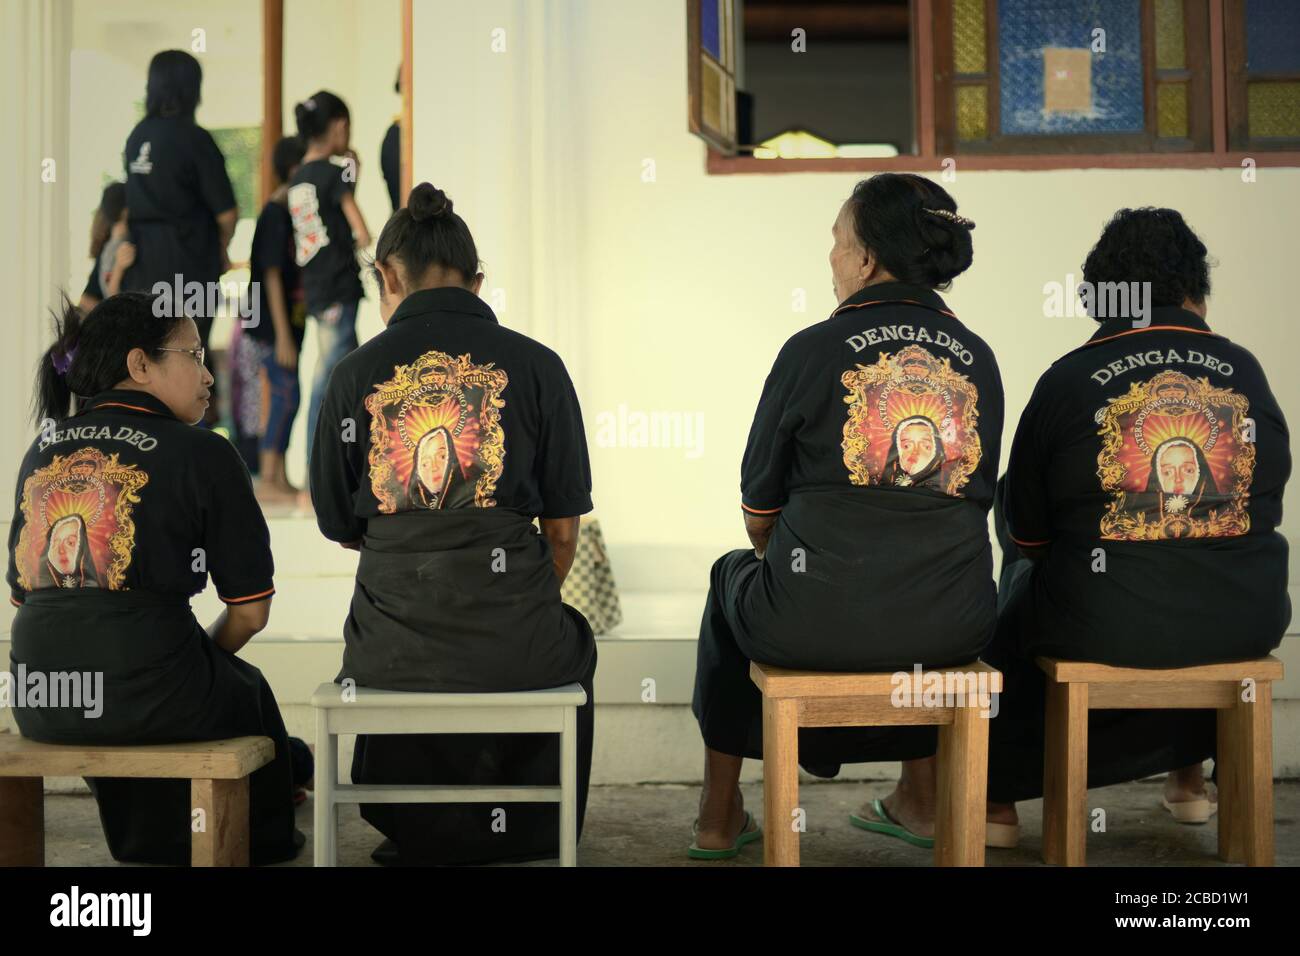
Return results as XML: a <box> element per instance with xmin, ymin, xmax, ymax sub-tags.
<box><xmin>310</xmin><ymin>183</ymin><xmax>596</xmax><ymax>865</ymax></box>
<box><xmin>691</xmin><ymin>174</ymin><xmax>1005</xmax><ymax>856</ymax></box>
<box><xmin>7</xmin><ymin>293</ymin><xmax>304</xmax><ymax>864</ymax></box>
<box><xmin>987</xmin><ymin>208</ymin><xmax>1291</xmax><ymax>839</ymax></box>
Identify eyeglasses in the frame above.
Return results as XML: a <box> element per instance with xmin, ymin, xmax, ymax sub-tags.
<box><xmin>157</xmin><ymin>346</ymin><xmax>206</xmax><ymax>367</ymax></box>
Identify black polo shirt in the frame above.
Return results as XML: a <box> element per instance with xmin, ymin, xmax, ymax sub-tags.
<box><xmin>7</xmin><ymin>390</ymin><xmax>274</xmax><ymax>606</ymax></box>
<box><xmin>1003</xmin><ymin>305</ymin><xmax>1292</xmax><ymax>660</ymax></box>
<box><xmin>742</xmin><ymin>281</ymin><xmax>1005</xmax><ymax>512</ymax></box>
<box><xmin>288</xmin><ymin>158</ymin><xmax>364</xmax><ymax>314</ymax></box>
<box><xmin>121</xmin><ymin>116</ymin><xmax>236</xmax><ymax>293</ymax></box>
<box><xmin>246</xmin><ymin>199</ymin><xmax>305</xmax><ymax>347</ymax></box>
<box><xmin>311</xmin><ymin>287</ymin><xmax>593</xmax><ymax>542</ymax></box>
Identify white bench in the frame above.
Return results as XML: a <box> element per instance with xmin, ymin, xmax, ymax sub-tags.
<box><xmin>310</xmin><ymin>681</ymin><xmax>587</xmax><ymax>866</ymax></box>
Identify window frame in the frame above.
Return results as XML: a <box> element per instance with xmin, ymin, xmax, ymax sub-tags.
<box><xmin>700</xmin><ymin>0</ymin><xmax>1300</xmax><ymax>173</ymax></box>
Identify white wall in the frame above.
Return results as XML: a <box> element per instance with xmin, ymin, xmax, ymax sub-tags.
<box><xmin>413</xmin><ymin>0</ymin><xmax>1300</xmax><ymax>584</ymax></box>
<box><xmin>60</xmin><ymin>0</ymin><xmax>402</xmax><ymax>489</ymax></box>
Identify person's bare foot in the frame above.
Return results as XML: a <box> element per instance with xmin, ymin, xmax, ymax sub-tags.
<box><xmin>855</xmin><ymin>782</ymin><xmax>936</xmax><ymax>838</ymax></box>
<box><xmin>1164</xmin><ymin>763</ymin><xmax>1216</xmax><ymax>805</ymax></box>
<box><xmin>255</xmin><ymin>479</ymin><xmax>297</xmax><ymax>506</ymax></box>
<box><xmin>987</xmin><ymin>801</ymin><xmax>1019</xmax><ymax>826</ymax></box>
<box><xmin>694</xmin><ymin>789</ymin><xmax>754</xmax><ymax>850</ymax></box>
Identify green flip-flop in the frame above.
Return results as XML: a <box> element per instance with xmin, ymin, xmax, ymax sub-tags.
<box><xmin>849</xmin><ymin>798</ymin><xmax>935</xmax><ymax>849</ymax></box>
<box><xmin>687</xmin><ymin>810</ymin><xmax>763</xmax><ymax>860</ymax></box>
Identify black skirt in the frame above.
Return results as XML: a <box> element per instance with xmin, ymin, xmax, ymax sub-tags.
<box><xmin>340</xmin><ymin>509</ymin><xmax>597</xmax><ymax>865</ymax></box>
<box><xmin>10</xmin><ymin>589</ymin><xmax>303</xmax><ymax>865</ymax></box>
<box><xmin>692</xmin><ymin>489</ymin><xmax>998</xmax><ymax>776</ymax></box>
<box><xmin>984</xmin><ymin>556</ymin><xmax>1217</xmax><ymax>804</ymax></box>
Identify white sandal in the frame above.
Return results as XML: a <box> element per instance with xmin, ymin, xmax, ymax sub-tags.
<box><xmin>1161</xmin><ymin>795</ymin><xmax>1218</xmax><ymax>824</ymax></box>
<box><xmin>986</xmin><ymin>821</ymin><xmax>1020</xmax><ymax>848</ymax></box>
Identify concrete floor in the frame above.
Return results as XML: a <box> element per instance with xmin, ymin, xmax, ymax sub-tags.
<box><xmin>38</xmin><ymin>778</ymin><xmax>1300</xmax><ymax>866</ymax></box>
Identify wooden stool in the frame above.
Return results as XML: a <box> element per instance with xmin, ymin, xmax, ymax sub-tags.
<box><xmin>0</xmin><ymin>734</ymin><xmax>275</xmax><ymax>866</ymax></box>
<box><xmin>311</xmin><ymin>681</ymin><xmax>587</xmax><ymax>867</ymax></box>
<box><xmin>750</xmin><ymin>660</ymin><xmax>1002</xmax><ymax>867</ymax></box>
<box><xmin>1038</xmin><ymin>655</ymin><xmax>1283</xmax><ymax>867</ymax></box>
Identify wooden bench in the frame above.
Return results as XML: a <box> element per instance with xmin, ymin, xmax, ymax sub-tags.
<box><xmin>311</xmin><ymin>681</ymin><xmax>587</xmax><ymax>867</ymax></box>
<box><xmin>750</xmin><ymin>660</ymin><xmax>1002</xmax><ymax>867</ymax></box>
<box><xmin>1038</xmin><ymin>655</ymin><xmax>1284</xmax><ymax>867</ymax></box>
<box><xmin>0</xmin><ymin>734</ymin><xmax>275</xmax><ymax>867</ymax></box>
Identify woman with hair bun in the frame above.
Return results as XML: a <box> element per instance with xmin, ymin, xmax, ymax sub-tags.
<box><xmin>310</xmin><ymin>183</ymin><xmax>596</xmax><ymax>865</ymax></box>
<box><xmin>6</xmin><ymin>293</ymin><xmax>306</xmax><ymax>864</ymax></box>
<box><xmin>690</xmin><ymin>173</ymin><xmax>1005</xmax><ymax>858</ymax></box>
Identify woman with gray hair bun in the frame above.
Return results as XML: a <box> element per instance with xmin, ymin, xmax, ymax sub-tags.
<box><xmin>690</xmin><ymin>173</ymin><xmax>1005</xmax><ymax>858</ymax></box>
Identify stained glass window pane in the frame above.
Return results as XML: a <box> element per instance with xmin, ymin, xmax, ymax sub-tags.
<box><xmin>998</xmin><ymin>0</ymin><xmax>1144</xmax><ymax>136</ymax></box>
<box><xmin>957</xmin><ymin>84</ymin><xmax>988</xmax><ymax>140</ymax></box>
<box><xmin>701</xmin><ymin>0</ymin><xmax>721</xmax><ymax>60</ymax></box>
<box><xmin>1156</xmin><ymin>83</ymin><xmax>1188</xmax><ymax>138</ymax></box>
<box><xmin>954</xmin><ymin>0</ymin><xmax>987</xmax><ymax>75</ymax></box>
<box><xmin>1248</xmin><ymin>82</ymin><xmax>1300</xmax><ymax>138</ymax></box>
<box><xmin>1154</xmin><ymin>0</ymin><xmax>1185</xmax><ymax>71</ymax></box>
<box><xmin>1246</xmin><ymin>0</ymin><xmax>1300</xmax><ymax>73</ymax></box>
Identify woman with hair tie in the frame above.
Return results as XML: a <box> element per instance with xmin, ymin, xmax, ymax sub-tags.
<box><xmin>6</xmin><ymin>293</ymin><xmax>306</xmax><ymax>864</ymax></box>
<box><xmin>690</xmin><ymin>173</ymin><xmax>1005</xmax><ymax>857</ymax></box>
<box><xmin>986</xmin><ymin>207</ymin><xmax>1291</xmax><ymax>841</ymax></box>
<box><xmin>310</xmin><ymin>183</ymin><xmax>596</xmax><ymax>865</ymax></box>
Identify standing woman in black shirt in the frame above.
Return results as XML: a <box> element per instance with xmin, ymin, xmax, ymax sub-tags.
<box><xmin>120</xmin><ymin>51</ymin><xmax>238</xmax><ymax>404</ymax></box>
<box><xmin>311</xmin><ymin>184</ymin><xmax>595</xmax><ymax>865</ymax></box>
<box><xmin>691</xmin><ymin>174</ymin><xmax>1005</xmax><ymax>857</ymax></box>
<box><xmin>288</xmin><ymin>91</ymin><xmax>372</xmax><ymax>465</ymax></box>
<box><xmin>986</xmin><ymin>208</ymin><xmax>1291</xmax><ymax>837</ymax></box>
<box><xmin>6</xmin><ymin>294</ymin><xmax>304</xmax><ymax>864</ymax></box>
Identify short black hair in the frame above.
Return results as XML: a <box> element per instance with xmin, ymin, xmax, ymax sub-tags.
<box><xmin>145</xmin><ymin>50</ymin><xmax>202</xmax><ymax>119</ymax></box>
<box><xmin>845</xmin><ymin>173</ymin><xmax>975</xmax><ymax>291</ymax></box>
<box><xmin>1081</xmin><ymin>207</ymin><xmax>1211</xmax><ymax>313</ymax></box>
<box><xmin>272</xmin><ymin>136</ymin><xmax>306</xmax><ymax>185</ymax></box>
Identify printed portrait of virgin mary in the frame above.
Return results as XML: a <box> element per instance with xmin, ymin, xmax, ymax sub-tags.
<box><xmin>881</xmin><ymin>416</ymin><xmax>945</xmax><ymax>489</ymax></box>
<box><xmin>406</xmin><ymin>426</ymin><xmax>459</xmax><ymax>510</ymax></box>
<box><xmin>37</xmin><ymin>513</ymin><xmax>103</xmax><ymax>589</ymax></box>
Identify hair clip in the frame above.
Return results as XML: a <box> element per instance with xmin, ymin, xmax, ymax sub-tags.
<box><xmin>304</xmin><ymin>98</ymin><xmax>318</xmax><ymax>111</ymax></box>
<box><xmin>51</xmin><ymin>345</ymin><xmax>76</xmax><ymax>376</ymax></box>
<box><xmin>924</xmin><ymin>208</ymin><xmax>976</xmax><ymax>229</ymax></box>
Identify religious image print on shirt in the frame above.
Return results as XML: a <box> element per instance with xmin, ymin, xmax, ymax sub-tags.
<box><xmin>1095</xmin><ymin>370</ymin><xmax>1254</xmax><ymax>540</ymax></box>
<box><xmin>14</xmin><ymin>448</ymin><xmax>148</xmax><ymax>590</ymax></box>
<box><xmin>840</xmin><ymin>344</ymin><xmax>982</xmax><ymax>495</ymax></box>
<box><xmin>365</xmin><ymin>350</ymin><xmax>509</xmax><ymax>512</ymax></box>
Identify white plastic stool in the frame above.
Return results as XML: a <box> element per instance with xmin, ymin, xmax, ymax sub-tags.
<box><xmin>311</xmin><ymin>681</ymin><xmax>587</xmax><ymax>867</ymax></box>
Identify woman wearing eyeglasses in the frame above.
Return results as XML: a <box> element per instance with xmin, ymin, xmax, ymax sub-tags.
<box><xmin>5</xmin><ymin>292</ymin><xmax>306</xmax><ymax>865</ymax></box>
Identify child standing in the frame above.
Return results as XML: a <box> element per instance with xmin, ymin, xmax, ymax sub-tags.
<box><xmin>287</xmin><ymin>90</ymin><xmax>370</xmax><ymax>473</ymax></box>
<box><xmin>78</xmin><ymin>182</ymin><xmax>136</xmax><ymax>311</ymax></box>
<box><xmin>233</xmin><ymin>136</ymin><xmax>308</xmax><ymax>502</ymax></box>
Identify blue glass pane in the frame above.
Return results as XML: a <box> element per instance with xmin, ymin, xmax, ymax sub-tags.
<box><xmin>1246</xmin><ymin>0</ymin><xmax>1300</xmax><ymax>73</ymax></box>
<box><xmin>999</xmin><ymin>0</ymin><xmax>1144</xmax><ymax>135</ymax></box>
<box><xmin>701</xmin><ymin>0</ymin><xmax>721</xmax><ymax>60</ymax></box>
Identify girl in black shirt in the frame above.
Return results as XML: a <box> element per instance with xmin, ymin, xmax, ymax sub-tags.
<box><xmin>288</xmin><ymin>91</ymin><xmax>372</xmax><ymax>464</ymax></box>
<box><xmin>6</xmin><ymin>294</ymin><xmax>304</xmax><ymax>864</ymax></box>
<box><xmin>311</xmin><ymin>184</ymin><xmax>595</xmax><ymax>865</ymax></box>
<box><xmin>987</xmin><ymin>208</ymin><xmax>1291</xmax><ymax>839</ymax></box>
<box><xmin>691</xmin><ymin>175</ymin><xmax>1004</xmax><ymax>856</ymax></box>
